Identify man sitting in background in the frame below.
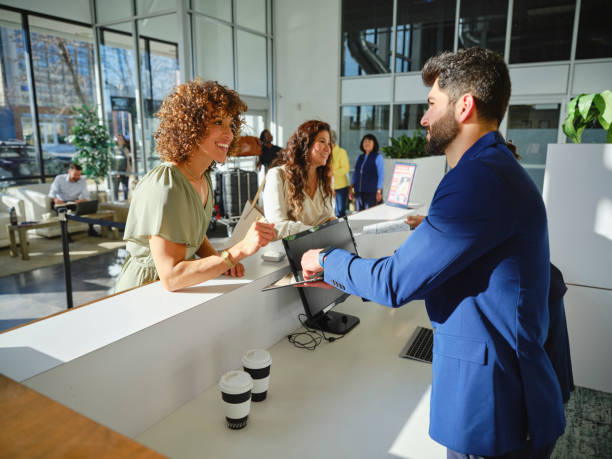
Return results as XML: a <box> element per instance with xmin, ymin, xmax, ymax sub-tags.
<box><xmin>49</xmin><ymin>162</ymin><xmax>98</xmax><ymax>237</ymax></box>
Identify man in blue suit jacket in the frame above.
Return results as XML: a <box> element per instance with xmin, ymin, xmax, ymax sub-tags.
<box><xmin>301</xmin><ymin>48</ymin><xmax>565</xmax><ymax>458</ymax></box>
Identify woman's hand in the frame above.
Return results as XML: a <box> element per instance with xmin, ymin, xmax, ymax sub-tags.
<box><xmin>405</xmin><ymin>214</ymin><xmax>425</xmax><ymax>230</ymax></box>
<box><xmin>234</xmin><ymin>220</ymin><xmax>276</xmax><ymax>258</ymax></box>
<box><xmin>376</xmin><ymin>189</ymin><xmax>383</xmax><ymax>202</ymax></box>
<box><xmin>223</xmin><ymin>262</ymin><xmax>245</xmax><ymax>277</ymax></box>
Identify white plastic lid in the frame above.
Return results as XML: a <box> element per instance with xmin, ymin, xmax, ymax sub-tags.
<box><xmin>241</xmin><ymin>349</ymin><xmax>272</xmax><ymax>370</ymax></box>
<box><xmin>219</xmin><ymin>370</ymin><xmax>253</xmax><ymax>394</ymax></box>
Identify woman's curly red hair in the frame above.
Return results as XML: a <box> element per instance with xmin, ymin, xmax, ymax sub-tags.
<box><xmin>275</xmin><ymin>120</ymin><xmax>333</xmax><ymax>221</ymax></box>
<box><xmin>154</xmin><ymin>79</ymin><xmax>247</xmax><ymax>165</ymax></box>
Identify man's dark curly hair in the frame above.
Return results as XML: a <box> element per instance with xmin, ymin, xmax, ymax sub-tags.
<box><xmin>154</xmin><ymin>79</ymin><xmax>247</xmax><ymax>167</ymax></box>
<box><xmin>275</xmin><ymin>120</ymin><xmax>333</xmax><ymax>221</ymax></box>
<box><xmin>422</xmin><ymin>47</ymin><xmax>511</xmax><ymax>125</ymax></box>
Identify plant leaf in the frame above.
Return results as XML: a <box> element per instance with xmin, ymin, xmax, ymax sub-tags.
<box><xmin>577</xmin><ymin>94</ymin><xmax>596</xmax><ymax>120</ymax></box>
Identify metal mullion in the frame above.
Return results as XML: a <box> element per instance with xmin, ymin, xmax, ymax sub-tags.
<box><xmin>131</xmin><ymin>1</ymin><xmax>148</xmax><ymax>174</ymax></box>
<box><xmin>0</xmin><ymin>4</ymin><xmax>90</xmax><ymax>27</ymax></box>
<box><xmin>187</xmin><ymin>9</ymin><xmax>273</xmax><ymax>39</ymax></box>
<box><xmin>232</xmin><ymin>0</ymin><xmax>238</xmax><ymax>90</ymax></box>
<box><xmin>90</xmin><ymin>0</ymin><xmax>106</xmax><ymax>125</ymax></box>
<box><xmin>561</xmin><ymin>0</ymin><xmax>582</xmax><ymax>144</ymax></box>
<box><xmin>22</xmin><ymin>13</ymin><xmax>45</xmax><ymax>182</ymax></box>
<box><xmin>504</xmin><ymin>0</ymin><xmax>513</xmax><ymax>62</ymax></box>
<box><xmin>389</xmin><ymin>0</ymin><xmax>397</xmax><ymax>143</ymax></box>
<box><xmin>454</xmin><ymin>0</ymin><xmax>460</xmax><ymax>52</ymax></box>
<box><xmin>177</xmin><ymin>0</ymin><xmax>191</xmax><ymax>81</ymax></box>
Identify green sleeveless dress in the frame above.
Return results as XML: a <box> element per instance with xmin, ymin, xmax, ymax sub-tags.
<box><xmin>114</xmin><ymin>162</ymin><xmax>213</xmax><ymax>292</ymax></box>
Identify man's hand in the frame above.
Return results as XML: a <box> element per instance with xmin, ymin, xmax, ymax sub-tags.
<box><xmin>301</xmin><ymin>248</ymin><xmax>324</xmax><ymax>279</ymax></box>
<box><xmin>54</xmin><ymin>198</ymin><xmax>65</xmax><ymax>205</ymax></box>
<box><xmin>405</xmin><ymin>214</ymin><xmax>425</xmax><ymax>230</ymax></box>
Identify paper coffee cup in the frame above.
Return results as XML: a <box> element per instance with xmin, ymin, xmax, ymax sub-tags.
<box><xmin>219</xmin><ymin>370</ymin><xmax>253</xmax><ymax>429</ymax></box>
<box><xmin>241</xmin><ymin>349</ymin><xmax>272</xmax><ymax>402</ymax></box>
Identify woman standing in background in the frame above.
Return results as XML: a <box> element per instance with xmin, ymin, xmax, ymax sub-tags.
<box><xmin>263</xmin><ymin>120</ymin><xmax>335</xmax><ymax>239</ymax></box>
<box><xmin>350</xmin><ymin>134</ymin><xmax>384</xmax><ymax>210</ymax></box>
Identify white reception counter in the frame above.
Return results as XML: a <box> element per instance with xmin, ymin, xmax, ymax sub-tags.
<box><xmin>0</xmin><ymin>206</ymin><xmax>444</xmax><ymax>458</ymax></box>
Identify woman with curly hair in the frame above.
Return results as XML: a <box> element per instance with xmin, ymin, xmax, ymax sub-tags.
<box><xmin>115</xmin><ymin>80</ymin><xmax>276</xmax><ymax>292</ymax></box>
<box><xmin>262</xmin><ymin>120</ymin><xmax>335</xmax><ymax>239</ymax></box>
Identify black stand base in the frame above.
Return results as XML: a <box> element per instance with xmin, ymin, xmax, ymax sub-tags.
<box><xmin>305</xmin><ymin>311</ymin><xmax>359</xmax><ymax>335</ymax></box>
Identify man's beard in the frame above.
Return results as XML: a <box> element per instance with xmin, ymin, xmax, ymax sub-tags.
<box><xmin>425</xmin><ymin>107</ymin><xmax>459</xmax><ymax>156</ymax></box>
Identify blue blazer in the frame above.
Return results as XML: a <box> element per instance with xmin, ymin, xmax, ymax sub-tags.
<box><xmin>323</xmin><ymin>132</ymin><xmax>565</xmax><ymax>456</ymax></box>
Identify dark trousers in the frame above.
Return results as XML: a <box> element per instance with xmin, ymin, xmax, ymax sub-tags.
<box><xmin>334</xmin><ymin>186</ymin><xmax>349</xmax><ymax>217</ymax></box>
<box><xmin>355</xmin><ymin>191</ymin><xmax>377</xmax><ymax>211</ymax></box>
<box><xmin>446</xmin><ymin>439</ymin><xmax>557</xmax><ymax>459</ymax></box>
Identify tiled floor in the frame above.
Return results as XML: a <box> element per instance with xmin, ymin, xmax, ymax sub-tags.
<box><xmin>0</xmin><ymin>248</ymin><xmax>127</xmax><ymax>331</ymax></box>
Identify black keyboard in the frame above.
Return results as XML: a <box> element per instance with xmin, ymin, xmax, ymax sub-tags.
<box><xmin>399</xmin><ymin>326</ymin><xmax>434</xmax><ymax>363</ymax></box>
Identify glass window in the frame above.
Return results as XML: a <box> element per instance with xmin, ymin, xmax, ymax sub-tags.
<box><xmin>95</xmin><ymin>0</ymin><xmax>132</xmax><ymax>24</ymax></box>
<box><xmin>392</xmin><ymin>104</ymin><xmax>428</xmax><ymax>138</ymax></box>
<box><xmin>0</xmin><ymin>10</ymin><xmax>39</xmax><ymax>183</ymax></box>
<box><xmin>340</xmin><ymin>105</ymin><xmax>390</xmax><ymax>167</ymax></box>
<box><xmin>576</xmin><ymin>0</ymin><xmax>612</xmax><ymax>60</ymax></box>
<box><xmin>137</xmin><ymin>0</ymin><xmax>174</xmax><ymax>15</ymax></box>
<box><xmin>192</xmin><ymin>0</ymin><xmax>232</xmax><ymax>22</ymax></box>
<box><xmin>236</xmin><ymin>0</ymin><xmax>266</xmax><ymax>33</ymax></box>
<box><xmin>193</xmin><ymin>16</ymin><xmax>234</xmax><ymax>88</ymax></box>
<box><xmin>395</xmin><ymin>0</ymin><xmax>456</xmax><ymax>73</ymax></box>
<box><xmin>458</xmin><ymin>0</ymin><xmax>507</xmax><ymax>56</ymax></box>
<box><xmin>341</xmin><ymin>0</ymin><xmax>393</xmax><ymax>76</ymax></box>
<box><xmin>236</xmin><ymin>30</ymin><xmax>267</xmax><ymax>97</ymax></box>
<box><xmin>138</xmin><ymin>14</ymin><xmax>180</xmax><ymax>170</ymax></box>
<box><xmin>100</xmin><ymin>26</ymin><xmax>140</xmax><ymax>177</ymax></box>
<box><xmin>28</xmin><ymin>16</ymin><xmax>96</xmax><ymax>177</ymax></box>
<box><xmin>510</xmin><ymin>0</ymin><xmax>575</xmax><ymax>64</ymax></box>
<box><xmin>506</xmin><ymin>104</ymin><xmax>560</xmax><ymax>192</ymax></box>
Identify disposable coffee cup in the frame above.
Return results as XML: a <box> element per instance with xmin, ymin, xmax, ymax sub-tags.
<box><xmin>241</xmin><ymin>349</ymin><xmax>272</xmax><ymax>402</ymax></box>
<box><xmin>219</xmin><ymin>370</ymin><xmax>253</xmax><ymax>429</ymax></box>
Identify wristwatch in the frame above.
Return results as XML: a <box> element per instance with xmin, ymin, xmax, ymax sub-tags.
<box><xmin>318</xmin><ymin>246</ymin><xmax>335</xmax><ymax>268</ymax></box>
<box><xmin>220</xmin><ymin>250</ymin><xmax>235</xmax><ymax>269</ymax></box>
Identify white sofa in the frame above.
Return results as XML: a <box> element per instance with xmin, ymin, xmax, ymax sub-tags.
<box><xmin>0</xmin><ymin>193</ymin><xmax>26</xmax><ymax>248</ymax></box>
<box><xmin>5</xmin><ymin>183</ymin><xmax>89</xmax><ymax>237</ymax></box>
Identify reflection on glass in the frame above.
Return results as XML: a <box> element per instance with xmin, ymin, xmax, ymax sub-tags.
<box><xmin>507</xmin><ymin>104</ymin><xmax>560</xmax><ymax>192</ymax></box>
<box><xmin>193</xmin><ymin>16</ymin><xmax>234</xmax><ymax>88</ymax></box>
<box><xmin>237</xmin><ymin>30</ymin><xmax>267</xmax><ymax>97</ymax></box>
<box><xmin>340</xmin><ymin>105</ymin><xmax>390</xmax><ymax>166</ymax></box>
<box><xmin>0</xmin><ymin>10</ymin><xmax>40</xmax><ymax>183</ymax></box>
<box><xmin>28</xmin><ymin>16</ymin><xmax>95</xmax><ymax>177</ymax></box>
<box><xmin>236</xmin><ymin>0</ymin><xmax>266</xmax><ymax>33</ymax></box>
<box><xmin>458</xmin><ymin>0</ymin><xmax>507</xmax><ymax>56</ymax></box>
<box><xmin>100</xmin><ymin>26</ymin><xmax>140</xmax><ymax>178</ymax></box>
<box><xmin>138</xmin><ymin>15</ymin><xmax>179</xmax><ymax>170</ymax></box>
<box><xmin>510</xmin><ymin>0</ymin><xmax>574</xmax><ymax>64</ymax></box>
<box><xmin>96</xmin><ymin>0</ymin><xmax>131</xmax><ymax>24</ymax></box>
<box><xmin>395</xmin><ymin>0</ymin><xmax>455</xmax><ymax>73</ymax></box>
<box><xmin>342</xmin><ymin>0</ymin><xmax>393</xmax><ymax>76</ymax></box>
<box><xmin>137</xmin><ymin>0</ymin><xmax>173</xmax><ymax>15</ymax></box>
<box><xmin>393</xmin><ymin>104</ymin><xmax>428</xmax><ymax>138</ymax></box>
<box><xmin>576</xmin><ymin>0</ymin><xmax>612</xmax><ymax>60</ymax></box>
<box><xmin>192</xmin><ymin>0</ymin><xmax>232</xmax><ymax>22</ymax></box>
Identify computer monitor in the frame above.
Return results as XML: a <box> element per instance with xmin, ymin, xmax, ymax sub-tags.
<box><xmin>282</xmin><ymin>218</ymin><xmax>360</xmax><ymax>335</ymax></box>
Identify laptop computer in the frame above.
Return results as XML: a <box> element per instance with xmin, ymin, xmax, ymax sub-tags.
<box><xmin>74</xmin><ymin>199</ymin><xmax>99</xmax><ymax>215</ymax></box>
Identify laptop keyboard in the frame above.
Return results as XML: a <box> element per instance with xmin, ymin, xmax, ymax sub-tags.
<box><xmin>399</xmin><ymin>326</ymin><xmax>433</xmax><ymax>363</ymax></box>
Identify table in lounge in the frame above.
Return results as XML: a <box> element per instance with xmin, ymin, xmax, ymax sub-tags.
<box><xmin>6</xmin><ymin>210</ymin><xmax>117</xmax><ymax>260</ymax></box>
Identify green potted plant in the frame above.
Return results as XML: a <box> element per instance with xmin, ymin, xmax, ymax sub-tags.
<box><xmin>562</xmin><ymin>90</ymin><xmax>612</xmax><ymax>143</ymax></box>
<box><xmin>67</xmin><ymin>105</ymin><xmax>114</xmax><ymax>197</ymax></box>
<box><xmin>381</xmin><ymin>130</ymin><xmax>428</xmax><ymax>159</ymax></box>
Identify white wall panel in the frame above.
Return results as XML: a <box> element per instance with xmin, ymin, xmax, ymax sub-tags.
<box><xmin>274</xmin><ymin>0</ymin><xmax>340</xmax><ymax>144</ymax></box>
<box><xmin>394</xmin><ymin>73</ymin><xmax>429</xmax><ymax>103</ymax></box>
<box><xmin>509</xmin><ymin>64</ymin><xmax>569</xmax><ymax>96</ymax></box>
<box><xmin>341</xmin><ymin>76</ymin><xmax>392</xmax><ymax>105</ymax></box>
<box><xmin>572</xmin><ymin>61</ymin><xmax>612</xmax><ymax>95</ymax></box>
<box><xmin>543</xmin><ymin>143</ymin><xmax>612</xmax><ymax>290</ymax></box>
<box><xmin>564</xmin><ymin>285</ymin><xmax>612</xmax><ymax>393</ymax></box>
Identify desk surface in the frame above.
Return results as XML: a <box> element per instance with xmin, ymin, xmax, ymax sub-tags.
<box><xmin>0</xmin><ymin>374</ymin><xmax>166</xmax><ymax>459</ymax></box>
<box><xmin>136</xmin><ymin>297</ymin><xmax>445</xmax><ymax>459</ymax></box>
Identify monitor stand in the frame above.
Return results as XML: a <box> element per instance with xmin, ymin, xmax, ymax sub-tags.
<box><xmin>305</xmin><ymin>311</ymin><xmax>359</xmax><ymax>335</ymax></box>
